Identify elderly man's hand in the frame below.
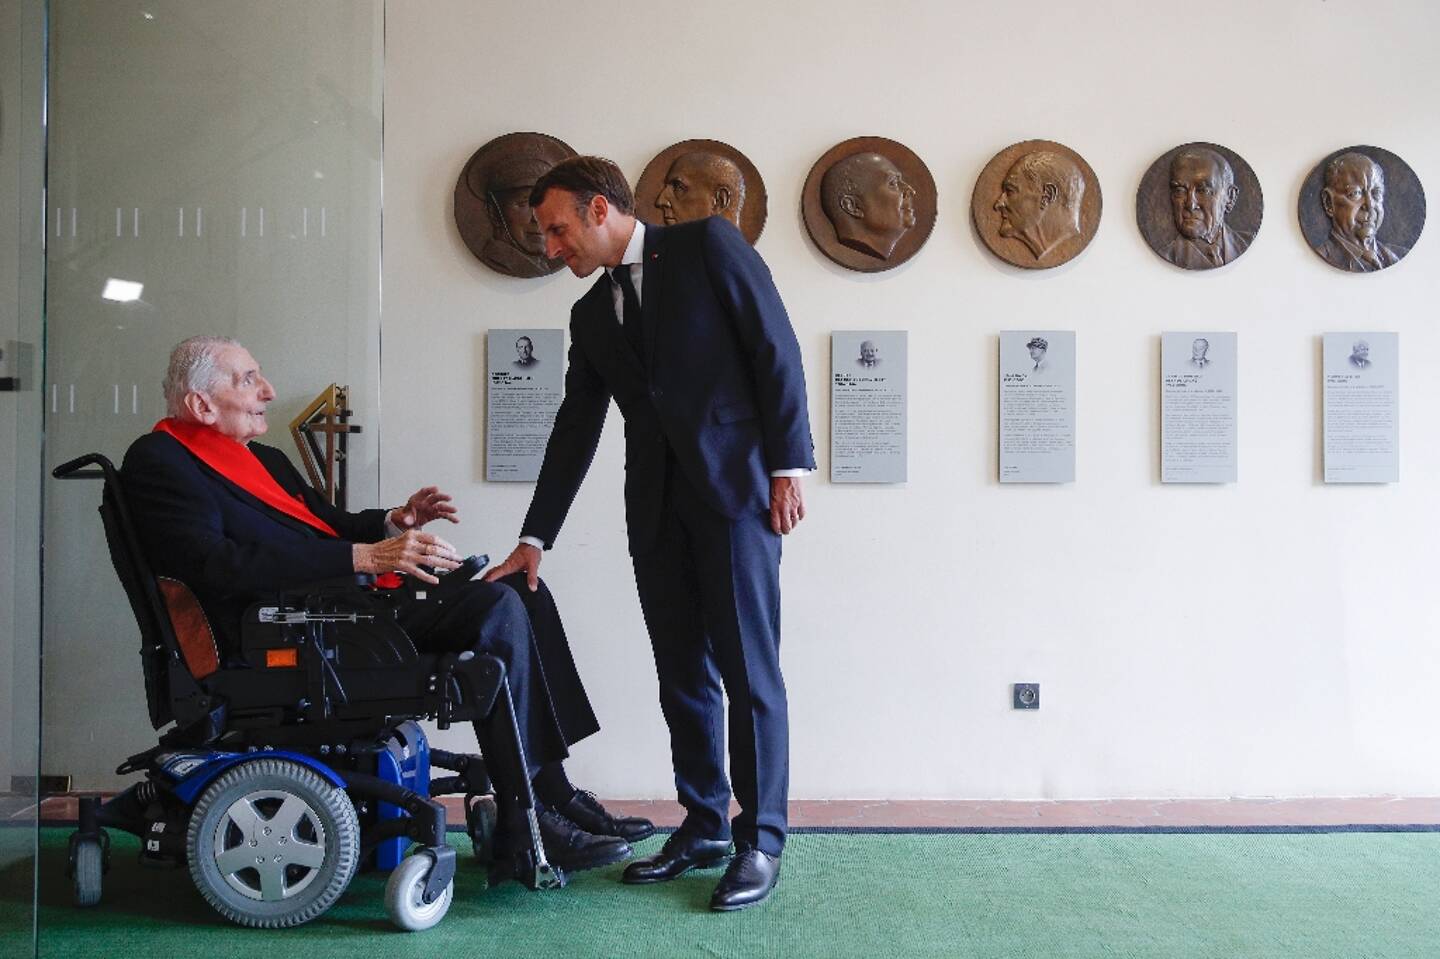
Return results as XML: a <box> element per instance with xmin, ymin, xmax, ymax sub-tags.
<box><xmin>353</xmin><ymin>529</ymin><xmax>461</xmax><ymax>585</ymax></box>
<box><xmin>770</xmin><ymin>476</ymin><xmax>806</xmax><ymax>535</ymax></box>
<box><xmin>482</xmin><ymin>543</ymin><xmax>542</xmax><ymax>592</ymax></box>
<box><xmin>389</xmin><ymin>486</ymin><xmax>459</xmax><ymax>530</ymax></box>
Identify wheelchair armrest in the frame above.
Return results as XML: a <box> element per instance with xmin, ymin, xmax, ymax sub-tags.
<box><xmin>281</xmin><ymin>573</ymin><xmax>376</xmax><ymax>596</ymax></box>
<box><xmin>266</xmin><ymin>574</ymin><xmax>378</xmax><ymax>617</ymax></box>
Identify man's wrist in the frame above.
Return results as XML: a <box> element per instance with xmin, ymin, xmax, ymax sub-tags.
<box><xmin>352</xmin><ymin>542</ymin><xmax>372</xmax><ymax>574</ymax></box>
<box><xmin>770</xmin><ymin>469</ymin><xmax>809</xmax><ymax>478</ymax></box>
<box><xmin>518</xmin><ymin>535</ymin><xmax>546</xmax><ymax>550</ymax></box>
<box><xmin>384</xmin><ymin>508</ymin><xmax>406</xmax><ymax>537</ymax></box>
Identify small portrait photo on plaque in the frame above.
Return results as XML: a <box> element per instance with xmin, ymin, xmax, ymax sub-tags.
<box><xmin>973</xmin><ymin>140</ymin><xmax>1102</xmax><ymax>270</ymax></box>
<box><xmin>1300</xmin><ymin>146</ymin><xmax>1425</xmax><ymax>274</ymax></box>
<box><xmin>455</xmin><ymin>132</ymin><xmax>577</xmax><ymax>279</ymax></box>
<box><xmin>1137</xmin><ymin>142</ymin><xmax>1262</xmax><ymax>271</ymax></box>
<box><xmin>801</xmin><ymin>137</ymin><xmax>937</xmax><ymax>273</ymax></box>
<box><xmin>634</xmin><ymin>139</ymin><xmax>767</xmax><ymax>245</ymax></box>
<box><xmin>511</xmin><ymin>334</ymin><xmax>540</xmax><ymax>368</ymax></box>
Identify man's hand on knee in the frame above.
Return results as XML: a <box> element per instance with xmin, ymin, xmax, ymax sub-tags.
<box><xmin>483</xmin><ymin>543</ymin><xmax>542</xmax><ymax>592</ymax></box>
<box><xmin>353</xmin><ymin>529</ymin><xmax>461</xmax><ymax>585</ymax></box>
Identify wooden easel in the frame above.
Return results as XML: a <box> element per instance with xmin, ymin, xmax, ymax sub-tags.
<box><xmin>290</xmin><ymin>384</ymin><xmax>361</xmax><ymax>508</ymax></box>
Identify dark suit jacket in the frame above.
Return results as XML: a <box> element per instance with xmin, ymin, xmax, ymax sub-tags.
<box><xmin>122</xmin><ymin>431</ymin><xmax>387</xmax><ymax>656</ymax></box>
<box><xmin>521</xmin><ymin>217</ymin><xmax>815</xmax><ymax>553</ymax></box>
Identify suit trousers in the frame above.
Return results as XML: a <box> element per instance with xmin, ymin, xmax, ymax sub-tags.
<box><xmin>631</xmin><ymin>456</ymin><xmax>788</xmax><ymax>855</ymax></box>
<box><xmin>397</xmin><ymin>574</ymin><xmax>597</xmax><ymax>788</ymax></box>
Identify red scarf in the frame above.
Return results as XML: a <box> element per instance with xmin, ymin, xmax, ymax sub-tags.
<box><xmin>153</xmin><ymin>418</ymin><xmax>339</xmax><ymax>538</ymax></box>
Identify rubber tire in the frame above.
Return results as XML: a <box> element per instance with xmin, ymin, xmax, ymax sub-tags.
<box><xmin>466</xmin><ymin>794</ymin><xmax>497</xmax><ymax>862</ymax></box>
<box><xmin>186</xmin><ymin>758</ymin><xmax>359</xmax><ymax>928</ymax></box>
<box><xmin>73</xmin><ymin>838</ymin><xmax>103</xmax><ymax>907</ymax></box>
<box><xmin>384</xmin><ymin>852</ymin><xmax>454</xmax><ymax>932</ymax></box>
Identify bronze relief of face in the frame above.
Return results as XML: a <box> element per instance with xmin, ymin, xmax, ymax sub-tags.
<box><xmin>973</xmin><ymin>140</ymin><xmax>1101</xmax><ymax>270</ymax></box>
<box><xmin>634</xmin><ymin>140</ymin><xmax>768</xmax><ymax>244</ymax></box>
<box><xmin>654</xmin><ymin>152</ymin><xmax>746</xmax><ymax>228</ymax></box>
<box><xmin>1299</xmin><ymin>145</ymin><xmax>1424</xmax><ymax>274</ymax></box>
<box><xmin>454</xmin><ymin>132</ymin><xmax>577</xmax><ymax>278</ymax></box>
<box><xmin>1136</xmin><ymin>142</ymin><xmax>1261</xmax><ymax>271</ymax></box>
<box><xmin>820</xmin><ymin>152</ymin><xmax>917</xmax><ymax>260</ymax></box>
<box><xmin>802</xmin><ymin>136</ymin><xmax>937</xmax><ymax>273</ymax></box>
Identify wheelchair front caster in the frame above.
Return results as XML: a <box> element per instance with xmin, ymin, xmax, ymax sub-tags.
<box><xmin>70</xmin><ymin>837</ymin><xmax>105</xmax><ymax>907</ymax></box>
<box><xmin>385</xmin><ymin>852</ymin><xmax>454</xmax><ymax>931</ymax></box>
<box><xmin>68</xmin><ymin>795</ymin><xmax>110</xmax><ymax>907</ymax></box>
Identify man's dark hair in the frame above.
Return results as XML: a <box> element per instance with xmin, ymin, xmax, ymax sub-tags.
<box><xmin>529</xmin><ymin>156</ymin><xmax>635</xmax><ymax>216</ymax></box>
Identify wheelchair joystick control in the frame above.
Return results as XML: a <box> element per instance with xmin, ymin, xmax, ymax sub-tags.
<box><xmin>425</xmin><ymin>554</ymin><xmax>488</xmax><ymax>600</ymax></box>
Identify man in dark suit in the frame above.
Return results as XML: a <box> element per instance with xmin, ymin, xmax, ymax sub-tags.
<box><xmin>485</xmin><ymin>157</ymin><xmax>814</xmax><ymax>911</ymax></box>
<box><xmin>122</xmin><ymin>335</ymin><xmax>653</xmax><ymax>877</ymax></box>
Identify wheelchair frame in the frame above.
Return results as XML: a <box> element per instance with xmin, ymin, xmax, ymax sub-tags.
<box><xmin>53</xmin><ymin>452</ymin><xmax>562</xmax><ymax>931</ymax></box>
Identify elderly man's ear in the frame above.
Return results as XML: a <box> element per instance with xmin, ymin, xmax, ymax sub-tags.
<box><xmin>712</xmin><ymin>186</ymin><xmax>733</xmax><ymax>214</ymax></box>
<box><xmin>838</xmin><ymin>193</ymin><xmax>864</xmax><ymax>219</ymax></box>
<box><xmin>1224</xmin><ymin>184</ymin><xmax>1240</xmax><ymax>215</ymax></box>
<box><xmin>1320</xmin><ymin>189</ymin><xmax>1335</xmax><ymax>218</ymax></box>
<box><xmin>1039</xmin><ymin>182</ymin><xmax>1058</xmax><ymax>209</ymax></box>
<box><xmin>182</xmin><ymin>391</ymin><xmax>217</xmax><ymax>424</ymax></box>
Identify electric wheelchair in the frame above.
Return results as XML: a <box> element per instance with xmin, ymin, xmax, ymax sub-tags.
<box><xmin>54</xmin><ymin>452</ymin><xmax>563</xmax><ymax>931</ymax></box>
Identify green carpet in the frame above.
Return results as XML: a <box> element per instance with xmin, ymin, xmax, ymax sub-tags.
<box><xmin>2</xmin><ymin>828</ymin><xmax>1437</xmax><ymax>958</ymax></box>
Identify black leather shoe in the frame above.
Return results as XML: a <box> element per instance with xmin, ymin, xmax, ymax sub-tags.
<box><xmin>536</xmin><ymin>808</ymin><xmax>632</xmax><ymax>873</ymax></box>
<box><xmin>710</xmin><ymin>847</ymin><xmax>781</xmax><ymax>911</ymax></box>
<box><xmin>622</xmin><ymin>831</ymin><xmax>731</xmax><ymax>884</ymax></box>
<box><xmin>556</xmin><ymin>790</ymin><xmax>657</xmax><ymax>842</ymax></box>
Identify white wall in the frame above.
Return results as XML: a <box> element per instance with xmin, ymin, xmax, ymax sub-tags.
<box><xmin>386</xmin><ymin>0</ymin><xmax>1440</xmax><ymax>801</ymax></box>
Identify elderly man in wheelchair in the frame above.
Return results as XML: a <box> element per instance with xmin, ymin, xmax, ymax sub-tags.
<box><xmin>56</xmin><ymin>334</ymin><xmax>652</xmax><ymax>931</ymax></box>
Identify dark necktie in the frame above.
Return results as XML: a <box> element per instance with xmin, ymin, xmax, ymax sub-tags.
<box><xmin>611</xmin><ymin>265</ymin><xmax>644</xmax><ymax>356</ymax></box>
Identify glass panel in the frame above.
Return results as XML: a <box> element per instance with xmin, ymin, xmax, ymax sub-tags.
<box><xmin>38</xmin><ymin>0</ymin><xmax>382</xmax><ymax>854</ymax></box>
<box><xmin>0</xmin><ymin>0</ymin><xmax>48</xmax><ymax>954</ymax></box>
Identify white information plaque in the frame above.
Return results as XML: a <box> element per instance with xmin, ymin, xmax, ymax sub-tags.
<box><xmin>486</xmin><ymin>328</ymin><xmax>564</xmax><ymax>482</ymax></box>
<box><xmin>999</xmin><ymin>330</ymin><xmax>1075</xmax><ymax>484</ymax></box>
<box><xmin>1161</xmin><ymin>332</ymin><xmax>1237</xmax><ymax>484</ymax></box>
<box><xmin>830</xmin><ymin>331</ymin><xmax>907</xmax><ymax>483</ymax></box>
<box><xmin>1324</xmin><ymin>332</ymin><xmax>1398</xmax><ymax>484</ymax></box>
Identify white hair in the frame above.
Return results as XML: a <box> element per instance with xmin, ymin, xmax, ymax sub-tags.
<box><xmin>162</xmin><ymin>335</ymin><xmax>241</xmax><ymax>418</ymax></box>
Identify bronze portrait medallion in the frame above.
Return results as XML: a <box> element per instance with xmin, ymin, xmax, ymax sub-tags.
<box><xmin>972</xmin><ymin>140</ymin><xmax>1102</xmax><ymax>270</ymax></box>
<box><xmin>1137</xmin><ymin>142</ymin><xmax>1262</xmax><ymax>271</ymax></box>
<box><xmin>455</xmin><ymin>132</ymin><xmax>577</xmax><ymax>278</ymax></box>
<box><xmin>801</xmin><ymin>136</ymin><xmax>937</xmax><ymax>273</ymax></box>
<box><xmin>1299</xmin><ymin>145</ymin><xmax>1425</xmax><ymax>274</ymax></box>
<box><xmin>634</xmin><ymin>139</ymin><xmax>767</xmax><ymax>245</ymax></box>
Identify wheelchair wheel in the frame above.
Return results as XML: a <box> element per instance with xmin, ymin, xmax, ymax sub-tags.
<box><xmin>384</xmin><ymin>851</ymin><xmax>454</xmax><ymax>932</ymax></box>
<box><xmin>186</xmin><ymin>758</ymin><xmax>359</xmax><ymax>928</ymax></box>
<box><xmin>72</xmin><ymin>838</ymin><xmax>103</xmax><ymax>907</ymax></box>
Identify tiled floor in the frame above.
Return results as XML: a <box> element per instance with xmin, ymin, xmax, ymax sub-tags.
<box><xmin>18</xmin><ymin>794</ymin><xmax>1440</xmax><ymax>828</ymax></box>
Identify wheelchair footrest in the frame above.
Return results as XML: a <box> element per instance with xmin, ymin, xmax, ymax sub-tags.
<box><xmin>488</xmin><ymin>849</ymin><xmax>566</xmax><ymax>891</ymax></box>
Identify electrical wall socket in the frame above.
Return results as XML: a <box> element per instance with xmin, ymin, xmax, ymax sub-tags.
<box><xmin>1012</xmin><ymin>683</ymin><xmax>1040</xmax><ymax>710</ymax></box>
